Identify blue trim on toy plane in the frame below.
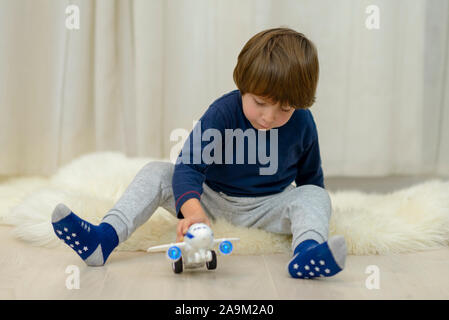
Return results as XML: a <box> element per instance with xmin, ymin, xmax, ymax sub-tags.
<box><xmin>219</xmin><ymin>240</ymin><xmax>233</xmax><ymax>255</ymax></box>
<box><xmin>167</xmin><ymin>246</ymin><xmax>182</xmax><ymax>261</ymax></box>
<box><xmin>185</xmin><ymin>232</ymin><xmax>194</xmax><ymax>239</ymax></box>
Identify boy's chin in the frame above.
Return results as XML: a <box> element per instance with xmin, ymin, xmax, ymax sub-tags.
<box><xmin>252</xmin><ymin>122</ymin><xmax>271</xmax><ymax>130</ymax></box>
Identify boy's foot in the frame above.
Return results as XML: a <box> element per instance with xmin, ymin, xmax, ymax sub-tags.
<box><xmin>51</xmin><ymin>203</ymin><xmax>119</xmax><ymax>266</ymax></box>
<box><xmin>287</xmin><ymin>236</ymin><xmax>347</xmax><ymax>279</ymax></box>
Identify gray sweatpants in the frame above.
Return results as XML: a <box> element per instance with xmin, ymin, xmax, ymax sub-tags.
<box><xmin>102</xmin><ymin>161</ymin><xmax>332</xmax><ymax>253</ymax></box>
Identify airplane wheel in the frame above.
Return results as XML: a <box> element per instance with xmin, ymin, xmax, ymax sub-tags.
<box><xmin>206</xmin><ymin>250</ymin><xmax>217</xmax><ymax>270</ymax></box>
<box><xmin>172</xmin><ymin>257</ymin><xmax>183</xmax><ymax>274</ymax></box>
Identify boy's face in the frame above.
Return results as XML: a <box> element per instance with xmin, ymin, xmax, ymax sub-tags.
<box><xmin>241</xmin><ymin>93</ymin><xmax>295</xmax><ymax>130</ymax></box>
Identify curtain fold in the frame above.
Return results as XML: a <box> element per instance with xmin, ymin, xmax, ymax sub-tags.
<box><xmin>0</xmin><ymin>0</ymin><xmax>448</xmax><ymax>177</ymax></box>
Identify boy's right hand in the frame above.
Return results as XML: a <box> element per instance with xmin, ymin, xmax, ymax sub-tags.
<box><xmin>176</xmin><ymin>198</ymin><xmax>211</xmax><ymax>243</ymax></box>
<box><xmin>176</xmin><ymin>212</ymin><xmax>211</xmax><ymax>243</ymax></box>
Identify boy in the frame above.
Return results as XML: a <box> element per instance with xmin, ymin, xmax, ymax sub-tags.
<box><xmin>51</xmin><ymin>27</ymin><xmax>346</xmax><ymax>279</ymax></box>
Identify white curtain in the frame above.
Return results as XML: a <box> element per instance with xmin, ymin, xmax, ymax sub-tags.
<box><xmin>0</xmin><ymin>0</ymin><xmax>448</xmax><ymax>177</ymax></box>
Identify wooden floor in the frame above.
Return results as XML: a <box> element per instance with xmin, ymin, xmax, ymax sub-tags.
<box><xmin>1</xmin><ymin>174</ymin><xmax>449</xmax><ymax>300</ymax></box>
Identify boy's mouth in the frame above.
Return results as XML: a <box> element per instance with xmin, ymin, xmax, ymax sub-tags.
<box><xmin>257</xmin><ymin>124</ymin><xmax>270</xmax><ymax>130</ymax></box>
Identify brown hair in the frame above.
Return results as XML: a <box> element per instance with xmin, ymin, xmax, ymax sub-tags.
<box><xmin>233</xmin><ymin>27</ymin><xmax>319</xmax><ymax>109</ymax></box>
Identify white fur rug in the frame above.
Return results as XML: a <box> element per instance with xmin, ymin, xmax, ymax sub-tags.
<box><xmin>1</xmin><ymin>152</ymin><xmax>448</xmax><ymax>255</ymax></box>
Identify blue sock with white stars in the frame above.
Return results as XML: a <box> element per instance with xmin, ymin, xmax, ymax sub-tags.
<box><xmin>51</xmin><ymin>203</ymin><xmax>119</xmax><ymax>266</ymax></box>
<box><xmin>287</xmin><ymin>235</ymin><xmax>347</xmax><ymax>279</ymax></box>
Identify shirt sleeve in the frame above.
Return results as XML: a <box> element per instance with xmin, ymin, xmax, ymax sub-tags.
<box><xmin>172</xmin><ymin>104</ymin><xmax>228</xmax><ymax>218</ymax></box>
<box><xmin>295</xmin><ymin>129</ymin><xmax>325</xmax><ymax>189</ymax></box>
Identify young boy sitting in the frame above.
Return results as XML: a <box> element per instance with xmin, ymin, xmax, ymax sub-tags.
<box><xmin>51</xmin><ymin>27</ymin><xmax>347</xmax><ymax>279</ymax></box>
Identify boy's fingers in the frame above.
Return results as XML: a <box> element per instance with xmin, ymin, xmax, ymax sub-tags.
<box><xmin>177</xmin><ymin>221</ymin><xmax>184</xmax><ymax>238</ymax></box>
<box><xmin>176</xmin><ymin>221</ymin><xmax>181</xmax><ymax>235</ymax></box>
<box><xmin>176</xmin><ymin>224</ymin><xmax>184</xmax><ymax>242</ymax></box>
<box><xmin>182</xmin><ymin>223</ymin><xmax>189</xmax><ymax>235</ymax></box>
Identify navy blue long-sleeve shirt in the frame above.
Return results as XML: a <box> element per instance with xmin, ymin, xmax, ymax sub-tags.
<box><xmin>172</xmin><ymin>89</ymin><xmax>324</xmax><ymax>218</ymax></box>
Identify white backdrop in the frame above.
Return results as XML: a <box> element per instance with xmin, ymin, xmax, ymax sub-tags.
<box><xmin>0</xmin><ymin>0</ymin><xmax>448</xmax><ymax>177</ymax></box>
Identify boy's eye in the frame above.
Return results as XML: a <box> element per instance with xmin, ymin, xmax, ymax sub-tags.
<box><xmin>281</xmin><ymin>107</ymin><xmax>292</xmax><ymax>113</ymax></box>
<box><xmin>253</xmin><ymin>96</ymin><xmax>265</xmax><ymax>105</ymax></box>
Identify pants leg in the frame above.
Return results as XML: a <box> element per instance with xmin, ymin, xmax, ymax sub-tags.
<box><xmin>201</xmin><ymin>183</ymin><xmax>332</xmax><ymax>254</ymax></box>
<box><xmin>282</xmin><ymin>185</ymin><xmax>332</xmax><ymax>251</ymax></box>
<box><xmin>101</xmin><ymin>161</ymin><xmax>177</xmax><ymax>244</ymax></box>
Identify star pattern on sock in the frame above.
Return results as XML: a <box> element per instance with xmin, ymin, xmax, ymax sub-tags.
<box><xmin>288</xmin><ymin>238</ymin><xmax>346</xmax><ymax>279</ymax></box>
<box><xmin>56</xmin><ymin>225</ymin><xmax>90</xmax><ymax>257</ymax></box>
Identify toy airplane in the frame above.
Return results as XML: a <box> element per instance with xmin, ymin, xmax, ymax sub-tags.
<box><xmin>147</xmin><ymin>223</ymin><xmax>239</xmax><ymax>273</ymax></box>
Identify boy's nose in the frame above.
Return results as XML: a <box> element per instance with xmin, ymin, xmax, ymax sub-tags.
<box><xmin>265</xmin><ymin>109</ymin><xmax>277</xmax><ymax>122</ymax></box>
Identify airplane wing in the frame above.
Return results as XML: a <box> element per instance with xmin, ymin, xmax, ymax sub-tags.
<box><xmin>213</xmin><ymin>237</ymin><xmax>240</xmax><ymax>245</ymax></box>
<box><xmin>147</xmin><ymin>241</ymin><xmax>187</xmax><ymax>253</ymax></box>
